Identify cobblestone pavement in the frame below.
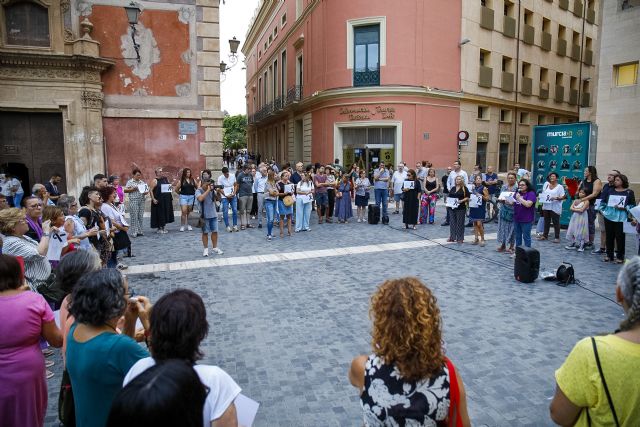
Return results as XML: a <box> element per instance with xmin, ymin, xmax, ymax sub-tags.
<box><xmin>45</xmin><ymin>203</ymin><xmax>635</xmax><ymax>426</ymax></box>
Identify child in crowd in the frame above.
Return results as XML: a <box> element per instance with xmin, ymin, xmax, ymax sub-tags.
<box><xmin>565</xmin><ymin>189</ymin><xmax>590</xmax><ymax>252</ymax></box>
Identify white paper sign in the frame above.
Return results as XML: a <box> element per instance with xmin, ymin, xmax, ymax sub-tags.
<box><xmin>46</xmin><ymin>230</ymin><xmax>67</xmax><ymax>261</ymax></box>
<box><xmin>608</xmin><ymin>195</ymin><xmax>626</xmax><ymax>208</ymax></box>
<box><xmin>299</xmin><ymin>194</ymin><xmax>313</xmax><ymax>204</ymax></box>
<box><xmin>469</xmin><ymin>194</ymin><xmax>482</xmax><ymax>208</ymax></box>
<box><xmin>160</xmin><ymin>184</ymin><xmax>172</xmax><ymax>193</ymax></box>
<box><xmin>403</xmin><ymin>180</ymin><xmax>415</xmax><ymax>190</ymax></box>
<box><xmin>629</xmin><ymin>206</ymin><xmax>640</xmax><ymax>220</ymax></box>
<box><xmin>498</xmin><ymin>191</ymin><xmax>515</xmax><ymax>202</ymax></box>
<box><xmin>540</xmin><ymin>191</ymin><xmax>554</xmax><ymax>204</ymax></box>
<box><xmin>284</xmin><ymin>184</ymin><xmax>294</xmax><ymax>194</ymax></box>
<box><xmin>137</xmin><ymin>183</ymin><xmax>148</xmax><ymax>194</ymax></box>
<box><xmin>235</xmin><ymin>393</ymin><xmax>260</xmax><ymax>427</ymax></box>
<box><xmin>594</xmin><ymin>198</ymin><xmax>602</xmax><ymax>209</ymax></box>
<box><xmin>623</xmin><ymin>221</ymin><xmax>638</xmax><ymax>234</ymax></box>
<box><xmin>223</xmin><ymin>187</ymin><xmax>234</xmax><ymax>197</ymax></box>
<box><xmin>445</xmin><ymin>197</ymin><xmax>459</xmax><ymax>208</ymax></box>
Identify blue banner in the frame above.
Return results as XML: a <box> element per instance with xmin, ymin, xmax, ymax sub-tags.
<box><xmin>532</xmin><ymin>122</ymin><xmax>593</xmax><ymax>226</ymax></box>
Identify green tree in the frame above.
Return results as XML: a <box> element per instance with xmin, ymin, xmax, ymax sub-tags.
<box><xmin>222</xmin><ymin>114</ymin><xmax>247</xmax><ymax>150</ymax></box>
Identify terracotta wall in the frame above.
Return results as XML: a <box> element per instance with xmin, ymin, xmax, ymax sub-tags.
<box><xmin>103</xmin><ymin>118</ymin><xmax>205</xmax><ymax>182</ymax></box>
<box><xmin>87</xmin><ymin>5</ymin><xmax>190</xmax><ymax>96</ymax></box>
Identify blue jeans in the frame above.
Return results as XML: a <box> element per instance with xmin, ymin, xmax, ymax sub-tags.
<box><xmin>265</xmin><ymin>199</ymin><xmax>277</xmax><ymax>236</ymax></box>
<box><xmin>374</xmin><ymin>188</ymin><xmax>389</xmax><ymax>218</ymax></box>
<box><xmin>221</xmin><ymin>197</ymin><xmax>238</xmax><ymax>227</ymax></box>
<box><xmin>295</xmin><ymin>198</ymin><xmax>312</xmax><ymax>231</ymax></box>
<box><xmin>515</xmin><ymin>221</ymin><xmax>532</xmax><ymax>247</ymax></box>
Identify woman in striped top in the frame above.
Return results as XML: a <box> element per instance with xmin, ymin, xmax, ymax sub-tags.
<box><xmin>0</xmin><ymin>208</ymin><xmax>54</xmax><ymax>291</ymax></box>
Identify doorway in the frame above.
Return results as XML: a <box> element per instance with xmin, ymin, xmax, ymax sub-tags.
<box><xmin>0</xmin><ymin>112</ymin><xmax>66</xmax><ymax>194</ymax></box>
<box><xmin>341</xmin><ymin>127</ymin><xmax>395</xmax><ymax>178</ymax></box>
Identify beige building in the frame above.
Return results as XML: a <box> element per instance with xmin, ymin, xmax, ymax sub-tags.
<box><xmin>0</xmin><ymin>0</ymin><xmax>223</xmax><ymax>198</ymax></box>
<box><xmin>459</xmin><ymin>0</ymin><xmax>598</xmax><ymax>173</ymax></box>
<box><xmin>590</xmin><ymin>0</ymin><xmax>640</xmax><ymax>191</ymax></box>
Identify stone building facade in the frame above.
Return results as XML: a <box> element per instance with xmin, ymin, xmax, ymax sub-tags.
<box><xmin>0</xmin><ymin>0</ymin><xmax>223</xmax><ymax>197</ymax></box>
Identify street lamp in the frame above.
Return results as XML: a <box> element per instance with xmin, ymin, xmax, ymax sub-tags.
<box><xmin>124</xmin><ymin>2</ymin><xmax>142</xmax><ymax>62</ymax></box>
<box><xmin>220</xmin><ymin>36</ymin><xmax>244</xmax><ymax>81</ymax></box>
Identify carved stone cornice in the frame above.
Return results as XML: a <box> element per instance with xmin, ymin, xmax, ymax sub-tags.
<box><xmin>0</xmin><ymin>50</ymin><xmax>114</xmax><ymax>73</ymax></box>
<box><xmin>81</xmin><ymin>91</ymin><xmax>104</xmax><ymax>109</ymax></box>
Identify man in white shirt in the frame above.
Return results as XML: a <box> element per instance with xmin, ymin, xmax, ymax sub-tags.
<box><xmin>254</xmin><ymin>165</ymin><xmax>267</xmax><ymax>228</ymax></box>
<box><xmin>390</xmin><ymin>164</ymin><xmax>407</xmax><ymax>214</ymax></box>
<box><xmin>216</xmin><ymin>167</ymin><xmax>238</xmax><ymax>232</ymax></box>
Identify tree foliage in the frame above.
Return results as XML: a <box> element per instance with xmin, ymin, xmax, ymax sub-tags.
<box><xmin>223</xmin><ymin>114</ymin><xmax>247</xmax><ymax>150</ymax></box>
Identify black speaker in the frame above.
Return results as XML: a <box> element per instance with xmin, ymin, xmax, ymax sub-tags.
<box><xmin>514</xmin><ymin>246</ymin><xmax>540</xmax><ymax>283</ymax></box>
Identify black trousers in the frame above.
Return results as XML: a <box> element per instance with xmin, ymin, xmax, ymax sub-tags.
<box><xmin>604</xmin><ymin>218</ymin><xmax>625</xmax><ymax>261</ymax></box>
<box><xmin>543</xmin><ymin>210</ymin><xmax>560</xmax><ymax>239</ymax></box>
<box><xmin>327</xmin><ymin>190</ymin><xmax>335</xmax><ymax>217</ymax></box>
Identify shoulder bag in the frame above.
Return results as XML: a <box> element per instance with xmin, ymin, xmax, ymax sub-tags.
<box><xmin>446</xmin><ymin>357</ymin><xmax>463</xmax><ymax>427</ymax></box>
<box><xmin>586</xmin><ymin>337</ymin><xmax>620</xmax><ymax>427</ymax></box>
<box><xmin>58</xmin><ymin>368</ymin><xmax>75</xmax><ymax>426</ymax></box>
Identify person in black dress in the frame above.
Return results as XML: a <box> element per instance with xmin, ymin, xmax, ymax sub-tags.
<box><xmin>150</xmin><ymin>167</ymin><xmax>175</xmax><ymax>234</ymax></box>
<box><xmin>402</xmin><ymin>169</ymin><xmax>422</xmax><ymax>230</ymax></box>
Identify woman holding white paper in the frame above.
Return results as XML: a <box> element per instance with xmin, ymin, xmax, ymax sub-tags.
<box><xmin>402</xmin><ymin>169</ymin><xmax>422</xmax><ymax>230</ymax></box>
<box><xmin>599</xmin><ymin>174</ymin><xmax>636</xmax><ymax>263</ymax></box>
<box><xmin>295</xmin><ymin>173</ymin><xmax>315</xmax><ymax>232</ymax></box>
<box><xmin>469</xmin><ymin>175</ymin><xmax>489</xmax><ymax>246</ymax></box>
<box><xmin>496</xmin><ymin>172</ymin><xmax>518</xmax><ymax>254</ymax></box>
<box><xmin>538</xmin><ymin>172</ymin><xmax>566</xmax><ymax>243</ymax></box>
<box><xmin>124</xmin><ymin>169</ymin><xmax>148</xmax><ymax>237</ymax></box>
<box><xmin>149</xmin><ymin>167</ymin><xmax>175</xmax><ymax>234</ymax></box>
<box><xmin>448</xmin><ymin>176</ymin><xmax>470</xmax><ymax>243</ymax></box>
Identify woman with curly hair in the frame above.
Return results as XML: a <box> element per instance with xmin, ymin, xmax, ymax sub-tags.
<box><xmin>349</xmin><ymin>277</ymin><xmax>470</xmax><ymax>426</ymax></box>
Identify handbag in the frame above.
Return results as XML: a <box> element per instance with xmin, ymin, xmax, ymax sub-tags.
<box><xmin>112</xmin><ymin>231</ymin><xmax>131</xmax><ymax>251</ymax></box>
<box><xmin>58</xmin><ymin>368</ymin><xmax>75</xmax><ymax>426</ymax></box>
<box><xmin>283</xmin><ymin>195</ymin><xmax>294</xmax><ymax>207</ymax></box>
<box><xmin>35</xmin><ymin>272</ymin><xmax>65</xmax><ymax>305</ymax></box>
<box><xmin>446</xmin><ymin>357</ymin><xmax>463</xmax><ymax>427</ymax></box>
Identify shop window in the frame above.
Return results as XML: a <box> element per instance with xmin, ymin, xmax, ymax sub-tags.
<box><xmin>499</xmin><ymin>143</ymin><xmax>510</xmax><ymax>172</ymax></box>
<box><xmin>614</xmin><ymin>62</ymin><xmax>638</xmax><ymax>86</ymax></box>
<box><xmin>4</xmin><ymin>1</ymin><xmax>50</xmax><ymax>47</ymax></box>
<box><xmin>353</xmin><ymin>24</ymin><xmax>380</xmax><ymax>87</ymax></box>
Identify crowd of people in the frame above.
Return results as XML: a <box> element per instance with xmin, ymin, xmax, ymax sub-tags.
<box><xmin>0</xmin><ymin>158</ymin><xmax>638</xmax><ymax>426</ymax></box>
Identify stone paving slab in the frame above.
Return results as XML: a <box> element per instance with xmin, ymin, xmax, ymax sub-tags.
<box><xmin>44</xmin><ymin>203</ymin><xmax>633</xmax><ymax>426</ymax></box>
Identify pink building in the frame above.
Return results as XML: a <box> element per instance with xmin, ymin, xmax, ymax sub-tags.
<box><xmin>243</xmin><ymin>0</ymin><xmax>462</xmax><ymax>172</ymax></box>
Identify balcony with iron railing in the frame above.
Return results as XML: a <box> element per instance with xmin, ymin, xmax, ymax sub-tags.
<box><xmin>248</xmin><ymin>85</ymin><xmax>304</xmax><ymax>126</ymax></box>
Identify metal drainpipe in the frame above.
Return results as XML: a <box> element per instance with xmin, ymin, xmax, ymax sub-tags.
<box><xmin>512</xmin><ymin>0</ymin><xmax>522</xmax><ymax>168</ymax></box>
<box><xmin>577</xmin><ymin>1</ymin><xmax>587</xmax><ymax>117</ymax></box>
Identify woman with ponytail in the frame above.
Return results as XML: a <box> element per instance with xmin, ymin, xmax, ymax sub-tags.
<box><xmin>550</xmin><ymin>256</ymin><xmax>640</xmax><ymax>426</ymax></box>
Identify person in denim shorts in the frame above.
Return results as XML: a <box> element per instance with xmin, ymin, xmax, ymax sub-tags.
<box><xmin>196</xmin><ymin>173</ymin><xmax>223</xmax><ymax>257</ymax></box>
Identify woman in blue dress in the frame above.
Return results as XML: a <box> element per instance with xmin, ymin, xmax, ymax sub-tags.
<box><xmin>469</xmin><ymin>174</ymin><xmax>489</xmax><ymax>246</ymax></box>
<box><xmin>334</xmin><ymin>175</ymin><xmax>353</xmax><ymax>223</ymax></box>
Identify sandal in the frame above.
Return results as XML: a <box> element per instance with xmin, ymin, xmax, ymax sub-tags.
<box><xmin>240</xmin><ymin>226</ymin><xmax>246</xmax><ymax>230</ymax></box>
<box><xmin>614</xmin><ymin>259</ymin><xmax>624</xmax><ymax>264</ymax></box>
<box><xmin>536</xmin><ymin>236</ymin><xmax>547</xmax><ymax>241</ymax></box>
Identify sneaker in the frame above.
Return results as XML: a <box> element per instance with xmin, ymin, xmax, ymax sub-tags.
<box><xmin>577</xmin><ymin>244</ymin><xmax>585</xmax><ymax>252</ymax></box>
<box><xmin>203</xmin><ymin>248</ymin><xmax>209</xmax><ymax>257</ymax></box>
<box><xmin>565</xmin><ymin>243</ymin><xmax>577</xmax><ymax>250</ymax></box>
<box><xmin>584</xmin><ymin>242</ymin><xmax>593</xmax><ymax>249</ymax></box>
<box><xmin>117</xmin><ymin>263</ymin><xmax>128</xmax><ymax>270</ymax></box>
<box><xmin>187</xmin><ymin>225</ymin><xmax>193</xmax><ymax>231</ymax></box>
<box><xmin>592</xmin><ymin>248</ymin><xmax>605</xmax><ymax>254</ymax></box>
<box><xmin>441</xmin><ymin>222</ymin><xmax>449</xmax><ymax>226</ymax></box>
<box><xmin>267</xmin><ymin>235</ymin><xmax>272</xmax><ymax>241</ymax></box>
<box><xmin>357</xmin><ymin>218</ymin><xmax>361</xmax><ymax>223</ymax></box>
<box><xmin>211</xmin><ymin>247</ymin><xmax>223</xmax><ymax>255</ymax></box>
<box><xmin>233</xmin><ymin>226</ymin><xmax>239</xmax><ymax>232</ymax></box>
<box><xmin>258</xmin><ymin>223</ymin><xmax>262</xmax><ymax>229</ymax></box>
<box><xmin>179</xmin><ymin>226</ymin><xmax>185</xmax><ymax>232</ymax></box>
<box><xmin>226</xmin><ymin>226</ymin><xmax>232</xmax><ymax>232</ymax></box>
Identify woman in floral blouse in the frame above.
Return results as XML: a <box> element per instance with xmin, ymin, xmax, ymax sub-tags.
<box><xmin>349</xmin><ymin>277</ymin><xmax>470</xmax><ymax>426</ymax></box>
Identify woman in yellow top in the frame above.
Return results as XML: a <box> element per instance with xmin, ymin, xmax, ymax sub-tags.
<box><xmin>550</xmin><ymin>256</ymin><xmax>640</xmax><ymax>426</ymax></box>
